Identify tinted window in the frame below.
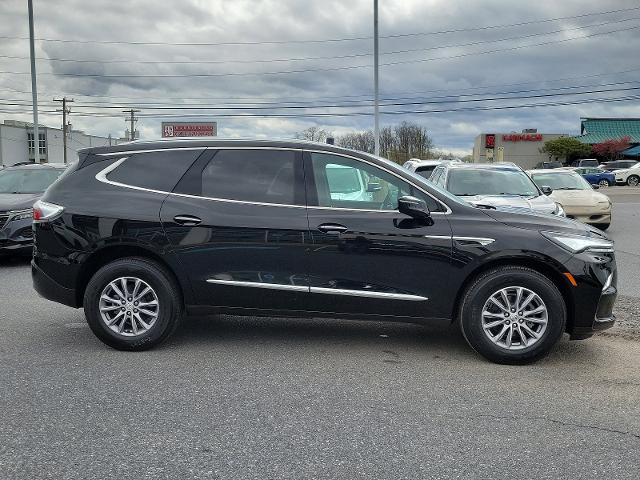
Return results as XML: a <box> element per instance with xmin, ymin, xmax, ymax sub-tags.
<box><xmin>415</xmin><ymin>165</ymin><xmax>437</xmax><ymax>178</ymax></box>
<box><xmin>201</xmin><ymin>149</ymin><xmax>300</xmax><ymax>205</ymax></box>
<box><xmin>0</xmin><ymin>168</ymin><xmax>64</xmax><ymax>194</ymax></box>
<box><xmin>108</xmin><ymin>149</ymin><xmax>202</xmax><ymax>191</ymax></box>
<box><xmin>310</xmin><ymin>153</ymin><xmax>441</xmax><ymax>211</ymax></box>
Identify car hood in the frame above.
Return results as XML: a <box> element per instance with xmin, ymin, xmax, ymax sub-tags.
<box><xmin>481</xmin><ymin>207</ymin><xmax>610</xmax><ymax>239</ymax></box>
<box><xmin>0</xmin><ymin>193</ymin><xmax>41</xmax><ymax>212</ymax></box>
<box><xmin>461</xmin><ymin>194</ymin><xmax>556</xmax><ymax>214</ymax></box>
<box><xmin>549</xmin><ymin>189</ymin><xmax>610</xmax><ymax>207</ymax></box>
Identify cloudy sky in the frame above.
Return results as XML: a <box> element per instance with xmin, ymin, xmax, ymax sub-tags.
<box><xmin>1</xmin><ymin>0</ymin><xmax>639</xmax><ymax>155</ymax></box>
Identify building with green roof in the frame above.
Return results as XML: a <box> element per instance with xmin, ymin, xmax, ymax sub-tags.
<box><xmin>576</xmin><ymin>118</ymin><xmax>640</xmax><ymax>144</ymax></box>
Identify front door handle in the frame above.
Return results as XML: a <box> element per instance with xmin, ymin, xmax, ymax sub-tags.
<box><xmin>317</xmin><ymin>223</ymin><xmax>348</xmax><ymax>234</ymax></box>
<box><xmin>173</xmin><ymin>215</ymin><xmax>202</xmax><ymax>226</ymax></box>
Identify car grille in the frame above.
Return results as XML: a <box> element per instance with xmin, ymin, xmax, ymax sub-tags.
<box><xmin>0</xmin><ymin>213</ymin><xmax>9</xmax><ymax>230</ymax></box>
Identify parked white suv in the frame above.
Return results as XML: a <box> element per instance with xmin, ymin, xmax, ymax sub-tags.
<box><xmin>614</xmin><ymin>163</ymin><xmax>640</xmax><ymax>186</ymax></box>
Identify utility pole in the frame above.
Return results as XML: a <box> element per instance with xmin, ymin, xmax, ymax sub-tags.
<box><xmin>373</xmin><ymin>0</ymin><xmax>380</xmax><ymax>156</ymax></box>
<box><xmin>54</xmin><ymin>97</ymin><xmax>73</xmax><ymax>163</ymax></box>
<box><xmin>123</xmin><ymin>109</ymin><xmax>140</xmax><ymax>141</ymax></box>
<box><xmin>27</xmin><ymin>0</ymin><xmax>40</xmax><ymax>164</ymax></box>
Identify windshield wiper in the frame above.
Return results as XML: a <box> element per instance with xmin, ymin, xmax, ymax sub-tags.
<box><xmin>472</xmin><ymin>203</ymin><xmax>497</xmax><ymax>210</ymax></box>
<box><xmin>555</xmin><ymin>187</ymin><xmax>580</xmax><ymax>190</ymax></box>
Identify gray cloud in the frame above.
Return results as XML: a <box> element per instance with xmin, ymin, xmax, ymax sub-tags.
<box><xmin>1</xmin><ymin>0</ymin><xmax>639</xmax><ymax>153</ymax></box>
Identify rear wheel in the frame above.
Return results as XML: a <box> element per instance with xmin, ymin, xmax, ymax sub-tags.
<box><xmin>83</xmin><ymin>257</ymin><xmax>182</xmax><ymax>351</ymax></box>
<box><xmin>459</xmin><ymin>266</ymin><xmax>566</xmax><ymax>364</ymax></box>
<box><xmin>598</xmin><ymin>179</ymin><xmax>610</xmax><ymax>188</ymax></box>
<box><xmin>628</xmin><ymin>175</ymin><xmax>640</xmax><ymax>187</ymax></box>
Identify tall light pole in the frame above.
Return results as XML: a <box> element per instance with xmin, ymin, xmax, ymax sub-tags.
<box><xmin>373</xmin><ymin>0</ymin><xmax>380</xmax><ymax>156</ymax></box>
<box><xmin>28</xmin><ymin>0</ymin><xmax>40</xmax><ymax>163</ymax></box>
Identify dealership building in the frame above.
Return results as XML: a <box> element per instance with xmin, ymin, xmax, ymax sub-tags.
<box><xmin>0</xmin><ymin>119</ymin><xmax>114</xmax><ymax>167</ymax></box>
<box><xmin>472</xmin><ymin>130</ymin><xmax>568</xmax><ymax>169</ymax></box>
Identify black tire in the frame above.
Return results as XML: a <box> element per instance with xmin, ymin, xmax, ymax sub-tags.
<box><xmin>458</xmin><ymin>266</ymin><xmax>566</xmax><ymax>365</ymax></box>
<box><xmin>627</xmin><ymin>175</ymin><xmax>640</xmax><ymax>187</ymax></box>
<box><xmin>83</xmin><ymin>257</ymin><xmax>182</xmax><ymax>351</ymax></box>
<box><xmin>594</xmin><ymin>223</ymin><xmax>610</xmax><ymax>231</ymax></box>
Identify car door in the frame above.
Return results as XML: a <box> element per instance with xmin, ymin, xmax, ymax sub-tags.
<box><xmin>303</xmin><ymin>150</ymin><xmax>453</xmax><ymax>320</ymax></box>
<box><xmin>160</xmin><ymin>147</ymin><xmax>310</xmax><ymax>312</ymax></box>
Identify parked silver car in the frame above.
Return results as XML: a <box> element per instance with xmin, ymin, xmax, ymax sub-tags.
<box><xmin>429</xmin><ymin>162</ymin><xmax>565</xmax><ymax>216</ymax></box>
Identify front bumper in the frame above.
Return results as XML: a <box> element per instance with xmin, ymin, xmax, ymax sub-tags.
<box><xmin>0</xmin><ymin>217</ymin><xmax>34</xmax><ymax>255</ymax></box>
<box><xmin>564</xmin><ymin>211</ymin><xmax>611</xmax><ymax>226</ymax></box>
<box><xmin>566</xmin><ymin>253</ymin><xmax>617</xmax><ymax>339</ymax></box>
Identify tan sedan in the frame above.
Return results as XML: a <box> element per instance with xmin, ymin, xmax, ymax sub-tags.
<box><xmin>527</xmin><ymin>169</ymin><xmax>612</xmax><ymax>230</ymax></box>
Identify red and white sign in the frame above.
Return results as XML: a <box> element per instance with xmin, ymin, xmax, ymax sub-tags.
<box><xmin>162</xmin><ymin>122</ymin><xmax>217</xmax><ymax>137</ymax></box>
<box><xmin>502</xmin><ymin>133</ymin><xmax>543</xmax><ymax>142</ymax></box>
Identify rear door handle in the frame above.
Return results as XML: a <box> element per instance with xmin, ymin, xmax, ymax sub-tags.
<box><xmin>317</xmin><ymin>223</ymin><xmax>348</xmax><ymax>234</ymax></box>
<box><xmin>173</xmin><ymin>215</ymin><xmax>202</xmax><ymax>226</ymax></box>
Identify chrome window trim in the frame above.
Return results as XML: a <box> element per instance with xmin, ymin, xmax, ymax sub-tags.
<box><xmin>309</xmin><ymin>286</ymin><xmax>428</xmax><ymax>301</ymax></box>
<box><xmin>206</xmin><ymin>279</ymin><xmax>308</xmax><ymax>292</ymax></box>
<box><xmin>94</xmin><ymin>146</ymin><xmax>451</xmax><ymax>214</ymax></box>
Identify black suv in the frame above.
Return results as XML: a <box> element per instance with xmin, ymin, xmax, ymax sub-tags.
<box><xmin>32</xmin><ymin>140</ymin><xmax>617</xmax><ymax>364</ymax></box>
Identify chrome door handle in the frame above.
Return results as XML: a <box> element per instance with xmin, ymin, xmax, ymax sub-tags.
<box><xmin>173</xmin><ymin>215</ymin><xmax>202</xmax><ymax>226</ymax></box>
<box><xmin>317</xmin><ymin>223</ymin><xmax>348</xmax><ymax>234</ymax></box>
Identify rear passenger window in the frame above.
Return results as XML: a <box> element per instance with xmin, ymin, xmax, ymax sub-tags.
<box><xmin>107</xmin><ymin>149</ymin><xmax>202</xmax><ymax>191</ymax></box>
<box><xmin>201</xmin><ymin>149</ymin><xmax>301</xmax><ymax>205</ymax></box>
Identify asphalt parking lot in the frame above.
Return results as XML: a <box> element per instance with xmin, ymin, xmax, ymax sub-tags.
<box><xmin>1</xmin><ymin>188</ymin><xmax>639</xmax><ymax>480</ymax></box>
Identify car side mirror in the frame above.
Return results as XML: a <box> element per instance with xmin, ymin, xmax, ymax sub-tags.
<box><xmin>367</xmin><ymin>182</ymin><xmax>382</xmax><ymax>192</ymax></box>
<box><xmin>398</xmin><ymin>195</ymin><xmax>431</xmax><ymax>222</ymax></box>
<box><xmin>541</xmin><ymin>185</ymin><xmax>553</xmax><ymax>195</ymax></box>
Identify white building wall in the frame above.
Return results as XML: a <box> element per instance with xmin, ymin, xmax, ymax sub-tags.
<box><xmin>0</xmin><ymin>124</ymin><xmax>30</xmax><ymax>166</ymax></box>
<box><xmin>0</xmin><ymin>121</ymin><xmax>112</xmax><ymax>166</ymax></box>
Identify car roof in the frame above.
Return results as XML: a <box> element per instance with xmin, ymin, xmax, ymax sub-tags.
<box><xmin>442</xmin><ymin>162</ymin><xmax>519</xmax><ymax>171</ymax></box>
<box><xmin>527</xmin><ymin>168</ymin><xmax>579</xmax><ymax>174</ymax></box>
<box><xmin>79</xmin><ymin>138</ymin><xmax>362</xmax><ymax>157</ymax></box>
<box><xmin>412</xmin><ymin>160</ymin><xmax>444</xmax><ymax>167</ymax></box>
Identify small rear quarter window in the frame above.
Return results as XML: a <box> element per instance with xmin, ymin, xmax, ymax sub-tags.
<box><xmin>107</xmin><ymin>149</ymin><xmax>203</xmax><ymax>191</ymax></box>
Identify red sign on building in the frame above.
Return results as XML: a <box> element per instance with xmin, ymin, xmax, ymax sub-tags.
<box><xmin>502</xmin><ymin>133</ymin><xmax>543</xmax><ymax>142</ymax></box>
<box><xmin>485</xmin><ymin>134</ymin><xmax>496</xmax><ymax>149</ymax></box>
<box><xmin>162</xmin><ymin>122</ymin><xmax>217</xmax><ymax>137</ymax></box>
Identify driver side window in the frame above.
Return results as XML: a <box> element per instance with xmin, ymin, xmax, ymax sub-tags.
<box><xmin>310</xmin><ymin>153</ymin><xmax>439</xmax><ymax>211</ymax></box>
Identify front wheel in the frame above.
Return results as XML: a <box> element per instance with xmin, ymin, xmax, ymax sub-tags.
<box><xmin>598</xmin><ymin>179</ymin><xmax>610</xmax><ymax>188</ymax></box>
<box><xmin>83</xmin><ymin>257</ymin><xmax>183</xmax><ymax>351</ymax></box>
<box><xmin>627</xmin><ymin>175</ymin><xmax>639</xmax><ymax>187</ymax></box>
<box><xmin>459</xmin><ymin>266</ymin><xmax>566</xmax><ymax>364</ymax></box>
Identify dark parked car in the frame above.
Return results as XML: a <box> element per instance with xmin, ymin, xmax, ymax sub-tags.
<box><xmin>534</xmin><ymin>161</ymin><xmax>563</xmax><ymax>169</ymax></box>
<box><xmin>0</xmin><ymin>163</ymin><xmax>66</xmax><ymax>255</ymax></box>
<box><xmin>601</xmin><ymin>160</ymin><xmax>638</xmax><ymax>172</ymax></box>
<box><xmin>32</xmin><ymin>140</ymin><xmax>617</xmax><ymax>364</ymax></box>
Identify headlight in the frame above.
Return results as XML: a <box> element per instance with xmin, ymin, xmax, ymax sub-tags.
<box><xmin>553</xmin><ymin>203</ymin><xmax>566</xmax><ymax>217</ymax></box>
<box><xmin>8</xmin><ymin>209</ymin><xmax>32</xmax><ymax>222</ymax></box>
<box><xmin>541</xmin><ymin>231</ymin><xmax>614</xmax><ymax>254</ymax></box>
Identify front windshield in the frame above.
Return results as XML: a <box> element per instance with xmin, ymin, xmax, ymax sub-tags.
<box><xmin>530</xmin><ymin>172</ymin><xmax>591</xmax><ymax>191</ymax></box>
<box><xmin>447</xmin><ymin>168</ymin><xmax>540</xmax><ymax>197</ymax></box>
<box><xmin>0</xmin><ymin>168</ymin><xmax>64</xmax><ymax>194</ymax></box>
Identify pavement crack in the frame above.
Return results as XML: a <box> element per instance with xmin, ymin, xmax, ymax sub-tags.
<box><xmin>476</xmin><ymin>413</ymin><xmax>640</xmax><ymax>439</ymax></box>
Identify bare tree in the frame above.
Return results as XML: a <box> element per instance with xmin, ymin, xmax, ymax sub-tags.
<box><xmin>295</xmin><ymin>126</ymin><xmax>332</xmax><ymax>143</ymax></box>
<box><xmin>337</xmin><ymin>130</ymin><xmax>375</xmax><ymax>153</ymax></box>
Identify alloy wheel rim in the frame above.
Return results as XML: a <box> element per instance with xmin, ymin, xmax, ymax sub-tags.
<box><xmin>99</xmin><ymin>277</ymin><xmax>159</xmax><ymax>337</ymax></box>
<box><xmin>629</xmin><ymin>176</ymin><xmax>639</xmax><ymax>186</ymax></box>
<box><xmin>598</xmin><ymin>180</ymin><xmax>609</xmax><ymax>187</ymax></box>
<box><xmin>481</xmin><ymin>286</ymin><xmax>548</xmax><ymax>351</ymax></box>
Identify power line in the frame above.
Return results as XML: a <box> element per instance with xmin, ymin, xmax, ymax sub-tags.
<box><xmin>3</xmin><ymin>66</ymin><xmax>640</xmax><ymax>103</ymax></box>
<box><xmin>1</xmin><ymin>24</ymin><xmax>636</xmax><ymax>79</ymax></box>
<box><xmin>1</xmin><ymin>16</ymin><xmax>636</xmax><ymax>66</ymax></box>
<box><xmin>0</xmin><ymin>6</ymin><xmax>638</xmax><ymax>46</ymax></box>
<box><xmin>3</xmin><ymin>94</ymin><xmax>640</xmax><ymax>119</ymax></box>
